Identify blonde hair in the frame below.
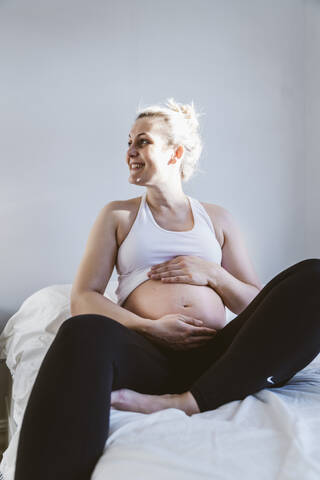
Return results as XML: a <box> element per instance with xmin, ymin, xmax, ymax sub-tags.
<box><xmin>135</xmin><ymin>98</ymin><xmax>205</xmax><ymax>182</ymax></box>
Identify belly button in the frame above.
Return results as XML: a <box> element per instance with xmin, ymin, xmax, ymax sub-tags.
<box><xmin>183</xmin><ymin>304</ymin><xmax>190</xmax><ymax>308</ymax></box>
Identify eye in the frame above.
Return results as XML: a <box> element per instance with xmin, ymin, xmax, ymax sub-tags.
<box><xmin>127</xmin><ymin>139</ymin><xmax>149</xmax><ymax>146</ymax></box>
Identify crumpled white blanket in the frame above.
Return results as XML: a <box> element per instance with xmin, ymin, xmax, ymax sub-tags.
<box><xmin>0</xmin><ymin>284</ymin><xmax>319</xmax><ymax>480</ymax></box>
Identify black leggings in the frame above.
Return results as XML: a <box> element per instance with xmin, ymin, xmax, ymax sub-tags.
<box><xmin>14</xmin><ymin>258</ymin><xmax>320</xmax><ymax>480</ymax></box>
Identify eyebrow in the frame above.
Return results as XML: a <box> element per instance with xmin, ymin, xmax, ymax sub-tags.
<box><xmin>128</xmin><ymin>132</ymin><xmax>149</xmax><ymax>138</ymax></box>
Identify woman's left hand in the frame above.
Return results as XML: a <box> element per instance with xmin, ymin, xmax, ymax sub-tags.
<box><xmin>147</xmin><ymin>255</ymin><xmax>220</xmax><ymax>287</ymax></box>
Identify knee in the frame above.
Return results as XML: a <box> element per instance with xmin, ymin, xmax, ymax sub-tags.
<box><xmin>58</xmin><ymin>314</ymin><xmax>125</xmax><ymax>340</ymax></box>
<box><xmin>298</xmin><ymin>258</ymin><xmax>320</xmax><ymax>275</ymax></box>
<box><xmin>294</xmin><ymin>259</ymin><xmax>320</xmax><ymax>288</ymax></box>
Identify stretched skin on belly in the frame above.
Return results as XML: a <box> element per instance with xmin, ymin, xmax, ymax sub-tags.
<box><xmin>122</xmin><ymin>279</ymin><xmax>227</xmax><ymax>330</ymax></box>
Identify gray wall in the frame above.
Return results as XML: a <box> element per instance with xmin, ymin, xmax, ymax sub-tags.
<box><xmin>1</xmin><ymin>0</ymin><xmax>319</xmax><ymax>330</ymax></box>
<box><xmin>306</xmin><ymin>0</ymin><xmax>320</xmax><ymax>257</ymax></box>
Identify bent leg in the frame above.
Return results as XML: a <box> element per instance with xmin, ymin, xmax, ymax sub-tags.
<box><xmin>14</xmin><ymin>314</ymin><xmax>173</xmax><ymax>480</ymax></box>
<box><xmin>187</xmin><ymin>258</ymin><xmax>320</xmax><ymax>412</ymax></box>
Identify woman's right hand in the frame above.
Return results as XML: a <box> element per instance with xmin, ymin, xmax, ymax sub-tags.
<box><xmin>142</xmin><ymin>313</ymin><xmax>217</xmax><ymax>351</ymax></box>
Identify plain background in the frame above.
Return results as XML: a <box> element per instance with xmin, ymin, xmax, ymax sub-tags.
<box><xmin>1</xmin><ymin>0</ymin><xmax>319</xmax><ymax>331</ymax></box>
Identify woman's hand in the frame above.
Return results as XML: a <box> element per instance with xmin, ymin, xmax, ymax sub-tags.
<box><xmin>147</xmin><ymin>255</ymin><xmax>221</xmax><ymax>287</ymax></box>
<box><xmin>142</xmin><ymin>313</ymin><xmax>217</xmax><ymax>351</ymax></box>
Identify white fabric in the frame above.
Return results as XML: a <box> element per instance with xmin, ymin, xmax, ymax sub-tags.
<box><xmin>115</xmin><ymin>192</ymin><xmax>223</xmax><ymax>305</ymax></box>
<box><xmin>0</xmin><ymin>284</ymin><xmax>319</xmax><ymax>480</ymax></box>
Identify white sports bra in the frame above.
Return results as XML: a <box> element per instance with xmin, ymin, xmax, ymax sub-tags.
<box><xmin>115</xmin><ymin>191</ymin><xmax>222</xmax><ymax>306</ymax></box>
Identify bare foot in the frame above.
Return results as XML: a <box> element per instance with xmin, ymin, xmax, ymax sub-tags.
<box><xmin>110</xmin><ymin>389</ymin><xmax>200</xmax><ymax>416</ymax></box>
<box><xmin>179</xmin><ymin>391</ymin><xmax>201</xmax><ymax>415</ymax></box>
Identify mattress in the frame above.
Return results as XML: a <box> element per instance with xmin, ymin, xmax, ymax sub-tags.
<box><xmin>0</xmin><ymin>283</ymin><xmax>320</xmax><ymax>480</ymax></box>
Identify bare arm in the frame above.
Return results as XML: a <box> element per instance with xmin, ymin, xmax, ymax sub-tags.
<box><xmin>207</xmin><ymin>206</ymin><xmax>262</xmax><ymax>315</ymax></box>
<box><xmin>71</xmin><ymin>291</ymin><xmax>152</xmax><ymax>333</ymax></box>
<box><xmin>208</xmin><ymin>266</ymin><xmax>260</xmax><ymax>315</ymax></box>
<box><xmin>70</xmin><ymin>201</ymin><xmax>152</xmax><ymax>333</ymax></box>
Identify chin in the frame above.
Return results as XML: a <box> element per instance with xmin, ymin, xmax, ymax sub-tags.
<box><xmin>129</xmin><ymin>177</ymin><xmax>144</xmax><ymax>184</ymax></box>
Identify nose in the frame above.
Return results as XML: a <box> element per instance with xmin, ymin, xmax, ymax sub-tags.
<box><xmin>128</xmin><ymin>144</ymin><xmax>138</xmax><ymax>159</ymax></box>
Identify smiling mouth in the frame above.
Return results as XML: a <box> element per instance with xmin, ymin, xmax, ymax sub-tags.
<box><xmin>130</xmin><ymin>163</ymin><xmax>145</xmax><ymax>171</ymax></box>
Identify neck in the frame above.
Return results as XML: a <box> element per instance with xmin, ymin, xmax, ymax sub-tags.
<box><xmin>145</xmin><ymin>187</ymin><xmax>189</xmax><ymax>214</ymax></box>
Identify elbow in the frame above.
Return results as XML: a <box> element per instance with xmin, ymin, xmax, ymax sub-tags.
<box><xmin>70</xmin><ymin>292</ymin><xmax>85</xmax><ymax>317</ymax></box>
<box><xmin>250</xmin><ymin>285</ymin><xmax>261</xmax><ymax>300</ymax></box>
<box><xmin>70</xmin><ymin>298</ymin><xmax>79</xmax><ymax>317</ymax></box>
<box><xmin>239</xmin><ymin>286</ymin><xmax>261</xmax><ymax>315</ymax></box>
<box><xmin>70</xmin><ymin>285</ymin><xmax>81</xmax><ymax>316</ymax></box>
<box><xmin>246</xmin><ymin>285</ymin><xmax>261</xmax><ymax>309</ymax></box>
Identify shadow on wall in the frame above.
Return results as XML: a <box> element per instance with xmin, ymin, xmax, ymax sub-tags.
<box><xmin>0</xmin><ymin>310</ymin><xmax>14</xmax><ymax>336</ymax></box>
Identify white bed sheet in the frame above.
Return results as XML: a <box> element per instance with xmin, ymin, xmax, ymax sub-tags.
<box><xmin>0</xmin><ymin>284</ymin><xmax>319</xmax><ymax>480</ymax></box>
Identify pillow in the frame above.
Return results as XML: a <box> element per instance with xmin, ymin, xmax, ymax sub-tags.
<box><xmin>0</xmin><ymin>280</ymin><xmax>117</xmax><ymax>364</ymax></box>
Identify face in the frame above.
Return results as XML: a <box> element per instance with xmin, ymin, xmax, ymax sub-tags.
<box><xmin>127</xmin><ymin>117</ymin><xmax>177</xmax><ymax>185</ymax></box>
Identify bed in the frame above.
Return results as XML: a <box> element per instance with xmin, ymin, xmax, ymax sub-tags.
<box><xmin>0</xmin><ymin>281</ymin><xmax>320</xmax><ymax>480</ymax></box>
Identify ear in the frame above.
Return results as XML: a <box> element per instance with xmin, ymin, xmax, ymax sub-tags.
<box><xmin>175</xmin><ymin>145</ymin><xmax>184</xmax><ymax>159</ymax></box>
<box><xmin>168</xmin><ymin>145</ymin><xmax>184</xmax><ymax>165</ymax></box>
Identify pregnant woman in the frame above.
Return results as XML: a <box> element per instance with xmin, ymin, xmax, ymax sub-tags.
<box><xmin>14</xmin><ymin>99</ymin><xmax>320</xmax><ymax>480</ymax></box>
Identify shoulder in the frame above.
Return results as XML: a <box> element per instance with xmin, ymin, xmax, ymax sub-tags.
<box><xmin>103</xmin><ymin>196</ymin><xmax>141</xmax><ymax>216</ymax></box>
<box><xmin>102</xmin><ymin>197</ymin><xmax>141</xmax><ymax>233</ymax></box>
<box><xmin>198</xmin><ymin>201</ymin><xmax>234</xmax><ymax>249</ymax></box>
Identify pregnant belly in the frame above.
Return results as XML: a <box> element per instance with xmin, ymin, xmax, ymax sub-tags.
<box><xmin>122</xmin><ymin>279</ymin><xmax>227</xmax><ymax>330</ymax></box>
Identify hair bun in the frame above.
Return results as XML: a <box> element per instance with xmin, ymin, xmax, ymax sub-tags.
<box><xmin>165</xmin><ymin>98</ymin><xmax>201</xmax><ymax>129</ymax></box>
